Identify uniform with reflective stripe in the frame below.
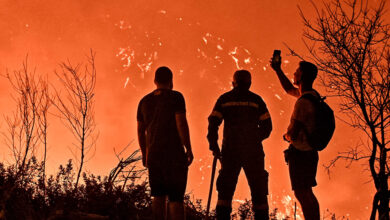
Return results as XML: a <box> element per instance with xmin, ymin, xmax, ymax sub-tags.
<box><xmin>207</xmin><ymin>87</ymin><xmax>272</xmax><ymax>219</ymax></box>
<box><xmin>208</xmin><ymin>88</ymin><xmax>272</xmax><ymax>146</ymax></box>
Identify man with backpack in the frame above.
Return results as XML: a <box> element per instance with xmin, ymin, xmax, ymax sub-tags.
<box><xmin>137</xmin><ymin>66</ymin><xmax>194</xmax><ymax>220</ymax></box>
<box><xmin>207</xmin><ymin>70</ymin><xmax>272</xmax><ymax>220</ymax></box>
<box><xmin>271</xmin><ymin>54</ymin><xmax>334</xmax><ymax>220</ymax></box>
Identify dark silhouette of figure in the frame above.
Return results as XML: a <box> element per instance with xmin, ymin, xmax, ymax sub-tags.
<box><xmin>207</xmin><ymin>70</ymin><xmax>272</xmax><ymax>220</ymax></box>
<box><xmin>270</xmin><ymin>57</ymin><xmax>320</xmax><ymax>220</ymax></box>
<box><xmin>137</xmin><ymin>66</ymin><xmax>194</xmax><ymax>220</ymax></box>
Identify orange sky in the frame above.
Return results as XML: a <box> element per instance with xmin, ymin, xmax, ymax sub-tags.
<box><xmin>0</xmin><ymin>0</ymin><xmax>386</xmax><ymax>218</ymax></box>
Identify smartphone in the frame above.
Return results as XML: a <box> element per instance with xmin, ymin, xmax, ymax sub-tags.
<box><xmin>273</xmin><ymin>50</ymin><xmax>281</xmax><ymax>63</ymax></box>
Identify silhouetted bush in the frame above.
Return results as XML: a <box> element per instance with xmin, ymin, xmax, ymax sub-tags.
<box><xmin>0</xmin><ymin>158</ymin><xmax>216</xmax><ymax>220</ymax></box>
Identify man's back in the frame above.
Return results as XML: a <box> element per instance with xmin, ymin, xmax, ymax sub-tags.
<box><xmin>137</xmin><ymin>88</ymin><xmax>186</xmax><ymax>165</ymax></box>
<box><xmin>213</xmin><ymin>88</ymin><xmax>269</xmax><ymax>146</ymax></box>
<box><xmin>270</xmin><ymin>57</ymin><xmax>321</xmax><ymax>220</ymax></box>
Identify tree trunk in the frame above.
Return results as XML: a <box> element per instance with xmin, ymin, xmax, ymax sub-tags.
<box><xmin>378</xmin><ymin>112</ymin><xmax>389</xmax><ymax>220</ymax></box>
<box><xmin>377</xmin><ymin>179</ymin><xmax>389</xmax><ymax>220</ymax></box>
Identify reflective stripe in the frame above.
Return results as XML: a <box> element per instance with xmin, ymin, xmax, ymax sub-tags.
<box><xmin>221</xmin><ymin>101</ymin><xmax>259</xmax><ymax>108</ymax></box>
<box><xmin>259</xmin><ymin>112</ymin><xmax>270</xmax><ymax>121</ymax></box>
<box><xmin>210</xmin><ymin>110</ymin><xmax>223</xmax><ymax>119</ymax></box>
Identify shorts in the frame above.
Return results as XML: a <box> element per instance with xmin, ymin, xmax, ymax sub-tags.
<box><xmin>148</xmin><ymin>163</ymin><xmax>188</xmax><ymax>202</ymax></box>
<box><xmin>287</xmin><ymin>145</ymin><xmax>319</xmax><ymax>190</ymax></box>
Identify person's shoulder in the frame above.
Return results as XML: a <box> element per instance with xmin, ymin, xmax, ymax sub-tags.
<box><xmin>299</xmin><ymin>90</ymin><xmax>320</xmax><ymax>102</ymax></box>
<box><xmin>296</xmin><ymin>96</ymin><xmax>312</xmax><ymax>105</ymax></box>
<box><xmin>312</xmin><ymin>90</ymin><xmax>321</xmax><ymax>98</ymax></box>
<box><xmin>140</xmin><ymin>90</ymin><xmax>161</xmax><ymax>106</ymax></box>
<box><xmin>248</xmin><ymin>90</ymin><xmax>261</xmax><ymax>99</ymax></box>
<box><xmin>224</xmin><ymin>89</ymin><xmax>240</xmax><ymax>97</ymax></box>
<box><xmin>171</xmin><ymin>90</ymin><xmax>185</xmax><ymax>99</ymax></box>
<box><xmin>248</xmin><ymin>90</ymin><xmax>266</xmax><ymax>103</ymax></box>
<box><xmin>296</xmin><ymin>91</ymin><xmax>318</xmax><ymax>108</ymax></box>
<box><xmin>171</xmin><ymin>90</ymin><xmax>183</xmax><ymax>95</ymax></box>
<box><xmin>140</xmin><ymin>91</ymin><xmax>155</xmax><ymax>101</ymax></box>
<box><xmin>217</xmin><ymin>90</ymin><xmax>234</xmax><ymax>101</ymax></box>
<box><xmin>304</xmin><ymin>90</ymin><xmax>320</xmax><ymax>98</ymax></box>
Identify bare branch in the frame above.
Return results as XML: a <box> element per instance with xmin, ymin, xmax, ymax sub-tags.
<box><xmin>294</xmin><ymin>0</ymin><xmax>390</xmax><ymax>217</ymax></box>
<box><xmin>52</xmin><ymin>51</ymin><xmax>98</xmax><ymax>189</ymax></box>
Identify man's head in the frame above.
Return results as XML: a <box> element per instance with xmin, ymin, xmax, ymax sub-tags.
<box><xmin>294</xmin><ymin>61</ymin><xmax>318</xmax><ymax>86</ymax></box>
<box><xmin>233</xmin><ymin>70</ymin><xmax>251</xmax><ymax>90</ymax></box>
<box><xmin>154</xmin><ymin>66</ymin><xmax>173</xmax><ymax>89</ymax></box>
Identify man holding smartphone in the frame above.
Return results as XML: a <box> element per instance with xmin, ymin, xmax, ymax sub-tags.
<box><xmin>270</xmin><ymin>51</ymin><xmax>320</xmax><ymax>220</ymax></box>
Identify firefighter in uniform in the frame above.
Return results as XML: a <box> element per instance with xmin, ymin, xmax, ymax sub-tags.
<box><xmin>207</xmin><ymin>70</ymin><xmax>272</xmax><ymax>220</ymax></box>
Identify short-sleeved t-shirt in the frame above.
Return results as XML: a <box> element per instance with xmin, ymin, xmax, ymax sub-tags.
<box><xmin>288</xmin><ymin>90</ymin><xmax>319</xmax><ymax>151</ymax></box>
<box><xmin>209</xmin><ymin>88</ymin><xmax>271</xmax><ymax>146</ymax></box>
<box><xmin>137</xmin><ymin>89</ymin><xmax>186</xmax><ymax>166</ymax></box>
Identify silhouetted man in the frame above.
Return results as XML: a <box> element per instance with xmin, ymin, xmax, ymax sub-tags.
<box><xmin>270</xmin><ymin>57</ymin><xmax>320</xmax><ymax>220</ymax></box>
<box><xmin>137</xmin><ymin>66</ymin><xmax>194</xmax><ymax>220</ymax></box>
<box><xmin>207</xmin><ymin>70</ymin><xmax>272</xmax><ymax>220</ymax></box>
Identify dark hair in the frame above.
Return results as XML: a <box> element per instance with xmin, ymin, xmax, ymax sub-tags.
<box><xmin>155</xmin><ymin>66</ymin><xmax>173</xmax><ymax>84</ymax></box>
<box><xmin>233</xmin><ymin>70</ymin><xmax>251</xmax><ymax>90</ymax></box>
<box><xmin>299</xmin><ymin>61</ymin><xmax>318</xmax><ymax>85</ymax></box>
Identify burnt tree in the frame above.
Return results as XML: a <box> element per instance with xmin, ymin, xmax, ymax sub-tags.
<box><xmin>53</xmin><ymin>51</ymin><xmax>97</xmax><ymax>189</ymax></box>
<box><xmin>291</xmin><ymin>0</ymin><xmax>390</xmax><ymax>219</ymax></box>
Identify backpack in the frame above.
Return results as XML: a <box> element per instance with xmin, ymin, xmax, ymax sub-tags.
<box><xmin>300</xmin><ymin>93</ymin><xmax>335</xmax><ymax>151</ymax></box>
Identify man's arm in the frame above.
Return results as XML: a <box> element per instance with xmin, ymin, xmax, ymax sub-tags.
<box><xmin>176</xmin><ymin>113</ymin><xmax>194</xmax><ymax>166</ymax></box>
<box><xmin>137</xmin><ymin>121</ymin><xmax>147</xmax><ymax>167</ymax></box>
<box><xmin>270</xmin><ymin>57</ymin><xmax>300</xmax><ymax>97</ymax></box>
<box><xmin>207</xmin><ymin>111</ymin><xmax>223</xmax><ymax>158</ymax></box>
<box><xmin>284</xmin><ymin>99</ymin><xmax>307</xmax><ymax>142</ymax></box>
<box><xmin>285</xmin><ymin>119</ymin><xmax>304</xmax><ymax>142</ymax></box>
<box><xmin>258</xmin><ymin>112</ymin><xmax>272</xmax><ymax>141</ymax></box>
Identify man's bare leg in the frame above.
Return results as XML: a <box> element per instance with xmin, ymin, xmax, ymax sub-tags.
<box><xmin>168</xmin><ymin>201</ymin><xmax>185</xmax><ymax>220</ymax></box>
<box><xmin>152</xmin><ymin>196</ymin><xmax>167</xmax><ymax>220</ymax></box>
<box><xmin>294</xmin><ymin>188</ymin><xmax>320</xmax><ymax>220</ymax></box>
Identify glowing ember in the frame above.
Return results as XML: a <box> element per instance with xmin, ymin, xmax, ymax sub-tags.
<box><xmin>275</xmin><ymin>94</ymin><xmax>282</xmax><ymax>100</ymax></box>
<box><xmin>124</xmin><ymin>77</ymin><xmax>129</xmax><ymax>88</ymax></box>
